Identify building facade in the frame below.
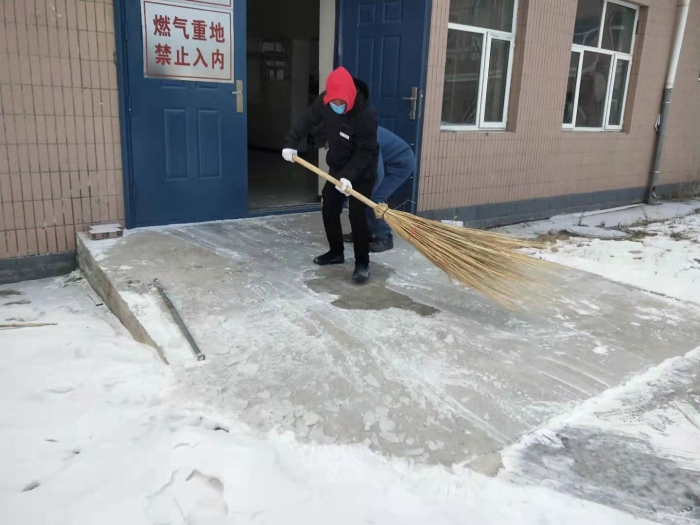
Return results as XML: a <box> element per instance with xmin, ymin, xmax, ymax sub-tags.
<box><xmin>418</xmin><ymin>0</ymin><xmax>700</xmax><ymax>225</ymax></box>
<box><xmin>0</xmin><ymin>0</ymin><xmax>699</xmax><ymax>281</ymax></box>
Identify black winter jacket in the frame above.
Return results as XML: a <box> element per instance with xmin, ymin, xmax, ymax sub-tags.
<box><xmin>283</xmin><ymin>79</ymin><xmax>379</xmax><ymax>183</ymax></box>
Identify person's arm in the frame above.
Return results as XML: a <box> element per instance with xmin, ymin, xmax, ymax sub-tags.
<box><xmin>389</xmin><ymin>145</ymin><xmax>416</xmax><ymax>179</ymax></box>
<box><xmin>283</xmin><ymin>96</ymin><xmax>325</xmax><ymax>149</ymax></box>
<box><xmin>337</xmin><ymin>109</ymin><xmax>379</xmax><ymax>182</ymax></box>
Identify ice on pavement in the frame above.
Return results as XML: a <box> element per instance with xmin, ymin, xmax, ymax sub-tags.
<box><xmin>499</xmin><ymin>207</ymin><xmax>700</xmax><ymax>524</ymax></box>
<box><xmin>0</xmin><ymin>278</ymin><xmax>657</xmax><ymax>525</ymax></box>
<box><xmin>501</xmin><ymin>345</ymin><xmax>700</xmax><ymax>524</ymax></box>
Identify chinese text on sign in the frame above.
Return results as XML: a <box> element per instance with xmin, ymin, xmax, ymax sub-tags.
<box><xmin>141</xmin><ymin>0</ymin><xmax>233</xmax><ymax>82</ymax></box>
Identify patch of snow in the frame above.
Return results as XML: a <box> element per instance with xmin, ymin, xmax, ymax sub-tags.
<box><xmin>536</xmin><ymin>213</ymin><xmax>700</xmax><ymax>305</ymax></box>
<box><xmin>81</xmin><ymin>235</ymin><xmax>122</xmax><ymax>262</ymax></box>
<box><xmin>119</xmin><ymin>289</ymin><xmax>194</xmax><ymax>364</ymax></box>
<box><xmin>566</xmin><ymin>226</ymin><xmax>628</xmax><ymax>239</ymax></box>
<box><xmin>0</xmin><ymin>279</ymin><xmax>658</xmax><ymax>525</ymax></box>
<box><xmin>577</xmin><ymin>206</ymin><xmax>647</xmax><ymax>228</ymax></box>
<box><xmin>363</xmin><ymin>374</ymin><xmax>381</xmax><ymax>388</ymax></box>
<box><xmin>500</xmin><ymin>344</ymin><xmax>700</xmax><ymax>523</ymax></box>
<box><xmin>503</xmin><ymin>345</ymin><xmax>700</xmax><ymax>471</ymax></box>
<box><xmin>496</xmin><ymin>199</ymin><xmax>700</xmax><ymax>240</ymax></box>
<box><xmin>88</xmin><ymin>224</ymin><xmax>122</xmax><ymax>234</ymax></box>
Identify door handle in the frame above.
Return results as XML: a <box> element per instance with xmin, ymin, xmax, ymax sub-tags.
<box><xmin>231</xmin><ymin>79</ymin><xmax>244</xmax><ymax>113</ymax></box>
<box><xmin>402</xmin><ymin>86</ymin><xmax>418</xmax><ymax>121</ymax></box>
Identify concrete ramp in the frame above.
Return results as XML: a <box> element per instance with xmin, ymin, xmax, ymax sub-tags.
<box><xmin>77</xmin><ymin>213</ymin><xmax>700</xmax><ymax>470</ymax></box>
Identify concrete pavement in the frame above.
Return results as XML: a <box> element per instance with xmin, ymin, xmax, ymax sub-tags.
<box><xmin>77</xmin><ymin>213</ymin><xmax>700</xmax><ymax>475</ymax></box>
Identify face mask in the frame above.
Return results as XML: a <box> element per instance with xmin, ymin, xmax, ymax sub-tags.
<box><xmin>330</xmin><ymin>102</ymin><xmax>346</xmax><ymax>115</ymax></box>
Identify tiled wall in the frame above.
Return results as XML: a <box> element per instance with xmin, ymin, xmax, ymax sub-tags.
<box><xmin>2</xmin><ymin>0</ymin><xmax>697</xmax><ymax>260</ymax></box>
<box><xmin>0</xmin><ymin>0</ymin><xmax>123</xmax><ymax>260</ymax></box>
<box><xmin>660</xmin><ymin>3</ymin><xmax>700</xmax><ymax>186</ymax></box>
<box><xmin>418</xmin><ymin>0</ymin><xmax>700</xmax><ymax>213</ymax></box>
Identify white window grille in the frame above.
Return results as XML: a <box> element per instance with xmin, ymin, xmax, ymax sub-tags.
<box><xmin>441</xmin><ymin>0</ymin><xmax>518</xmax><ymax>131</ymax></box>
<box><xmin>563</xmin><ymin>0</ymin><xmax>639</xmax><ymax>131</ymax></box>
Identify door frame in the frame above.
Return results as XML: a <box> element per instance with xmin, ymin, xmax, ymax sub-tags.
<box><xmin>113</xmin><ymin>1</ymin><xmax>136</xmax><ymax>229</ymax></box>
<box><xmin>113</xmin><ymin>0</ymin><xmax>251</xmax><ymax>228</ymax></box>
<box><xmin>336</xmin><ymin>0</ymin><xmax>432</xmax><ymax>215</ymax></box>
<box><xmin>114</xmin><ymin>0</ymin><xmax>432</xmax><ymax>227</ymax></box>
<box><xmin>114</xmin><ymin>0</ymin><xmax>329</xmax><ymax>225</ymax></box>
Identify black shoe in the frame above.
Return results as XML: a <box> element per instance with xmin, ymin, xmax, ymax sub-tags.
<box><xmin>353</xmin><ymin>263</ymin><xmax>370</xmax><ymax>283</ymax></box>
<box><xmin>313</xmin><ymin>251</ymin><xmax>345</xmax><ymax>266</ymax></box>
<box><xmin>370</xmin><ymin>237</ymin><xmax>394</xmax><ymax>253</ymax></box>
<box><xmin>342</xmin><ymin>232</ymin><xmax>353</xmax><ymax>243</ymax></box>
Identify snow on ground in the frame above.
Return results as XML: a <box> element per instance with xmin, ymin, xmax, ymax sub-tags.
<box><xmin>500</xmin><ymin>345</ymin><xmax>700</xmax><ymax>524</ymax></box>
<box><xmin>535</xmin><ymin>211</ymin><xmax>700</xmax><ymax>305</ymax></box>
<box><xmin>494</xmin><ymin>203</ymin><xmax>700</xmax><ymax>524</ymax></box>
<box><xmin>0</xmin><ymin>278</ymin><xmax>656</xmax><ymax>525</ymax></box>
<box><xmin>2</xmin><ymin>201</ymin><xmax>699</xmax><ymax>524</ymax></box>
<box><xmin>498</xmin><ymin>201</ymin><xmax>700</xmax><ymax>240</ymax></box>
<box><xmin>506</xmin><ymin>345</ymin><xmax>700</xmax><ymax>471</ymax></box>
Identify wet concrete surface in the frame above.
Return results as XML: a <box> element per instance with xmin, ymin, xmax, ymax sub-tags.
<box><xmin>78</xmin><ymin>213</ymin><xmax>700</xmax><ymax>473</ymax></box>
<box><xmin>305</xmin><ymin>265</ymin><xmax>440</xmax><ymax>317</ymax></box>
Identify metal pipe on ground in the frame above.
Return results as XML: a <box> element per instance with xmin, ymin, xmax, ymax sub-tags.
<box><xmin>646</xmin><ymin>0</ymin><xmax>691</xmax><ymax>203</ymax></box>
<box><xmin>153</xmin><ymin>279</ymin><xmax>206</xmax><ymax>361</ymax></box>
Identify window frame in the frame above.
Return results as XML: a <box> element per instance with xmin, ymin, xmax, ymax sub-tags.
<box><xmin>441</xmin><ymin>2</ymin><xmax>519</xmax><ymax>132</ymax></box>
<box><xmin>564</xmin><ymin>0</ymin><xmax>638</xmax><ymax>132</ymax></box>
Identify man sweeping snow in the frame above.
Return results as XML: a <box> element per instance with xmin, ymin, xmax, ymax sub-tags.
<box><xmin>282</xmin><ymin>67</ymin><xmax>379</xmax><ymax>283</ymax></box>
<box><xmin>314</xmin><ymin>126</ymin><xmax>416</xmax><ymax>253</ymax></box>
<box><xmin>344</xmin><ymin>126</ymin><xmax>416</xmax><ymax>253</ymax></box>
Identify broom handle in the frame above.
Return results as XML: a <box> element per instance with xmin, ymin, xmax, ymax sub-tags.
<box><xmin>293</xmin><ymin>155</ymin><xmax>378</xmax><ymax>210</ymax></box>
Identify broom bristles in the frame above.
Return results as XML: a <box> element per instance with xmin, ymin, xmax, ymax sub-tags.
<box><xmin>376</xmin><ymin>204</ymin><xmax>552</xmax><ymax>309</ymax></box>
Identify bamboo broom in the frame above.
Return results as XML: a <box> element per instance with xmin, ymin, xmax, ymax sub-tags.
<box><xmin>293</xmin><ymin>155</ymin><xmax>550</xmax><ymax>308</ymax></box>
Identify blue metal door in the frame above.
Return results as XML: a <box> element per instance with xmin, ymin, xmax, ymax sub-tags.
<box><xmin>122</xmin><ymin>1</ymin><xmax>247</xmax><ymax>227</ymax></box>
<box><xmin>339</xmin><ymin>0</ymin><xmax>430</xmax><ymax>212</ymax></box>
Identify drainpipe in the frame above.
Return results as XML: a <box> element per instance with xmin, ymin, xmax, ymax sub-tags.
<box><xmin>646</xmin><ymin>0</ymin><xmax>691</xmax><ymax>203</ymax></box>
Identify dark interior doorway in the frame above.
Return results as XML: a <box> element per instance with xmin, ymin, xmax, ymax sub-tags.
<box><xmin>247</xmin><ymin>0</ymin><xmax>321</xmax><ymax>211</ymax></box>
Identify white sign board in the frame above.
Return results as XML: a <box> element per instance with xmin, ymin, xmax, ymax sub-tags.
<box><xmin>141</xmin><ymin>0</ymin><xmax>233</xmax><ymax>83</ymax></box>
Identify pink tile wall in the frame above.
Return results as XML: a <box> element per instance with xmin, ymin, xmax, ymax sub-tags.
<box><xmin>419</xmin><ymin>0</ymin><xmax>700</xmax><ymax>213</ymax></box>
<box><xmin>661</xmin><ymin>3</ymin><xmax>700</xmax><ymax>185</ymax></box>
<box><xmin>0</xmin><ymin>0</ymin><xmax>123</xmax><ymax>260</ymax></box>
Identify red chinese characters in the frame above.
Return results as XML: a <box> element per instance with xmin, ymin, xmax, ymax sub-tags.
<box><xmin>192</xmin><ymin>20</ymin><xmax>207</xmax><ymax>41</ymax></box>
<box><xmin>173</xmin><ymin>16</ymin><xmax>189</xmax><ymax>39</ymax></box>
<box><xmin>155</xmin><ymin>43</ymin><xmax>172</xmax><ymax>65</ymax></box>
<box><xmin>174</xmin><ymin>46</ymin><xmax>190</xmax><ymax>66</ymax></box>
<box><xmin>153</xmin><ymin>15</ymin><xmax>171</xmax><ymax>37</ymax></box>
<box><xmin>193</xmin><ymin>48</ymin><xmax>208</xmax><ymax>68</ymax></box>
<box><xmin>210</xmin><ymin>22</ymin><xmax>225</xmax><ymax>43</ymax></box>
<box><xmin>148</xmin><ymin>6</ymin><xmax>230</xmax><ymax>78</ymax></box>
<box><xmin>211</xmin><ymin>49</ymin><xmax>225</xmax><ymax>70</ymax></box>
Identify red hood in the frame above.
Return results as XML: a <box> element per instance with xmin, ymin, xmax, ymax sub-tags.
<box><xmin>323</xmin><ymin>67</ymin><xmax>357</xmax><ymax>113</ymax></box>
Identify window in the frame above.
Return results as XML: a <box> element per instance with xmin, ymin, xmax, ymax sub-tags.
<box><xmin>442</xmin><ymin>0</ymin><xmax>517</xmax><ymax>130</ymax></box>
<box><xmin>564</xmin><ymin>0</ymin><xmax>638</xmax><ymax>130</ymax></box>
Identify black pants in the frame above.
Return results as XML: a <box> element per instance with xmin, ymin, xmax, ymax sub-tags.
<box><xmin>322</xmin><ymin>179</ymin><xmax>373</xmax><ymax>265</ymax></box>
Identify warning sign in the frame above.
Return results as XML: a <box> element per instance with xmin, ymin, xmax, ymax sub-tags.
<box><xmin>142</xmin><ymin>0</ymin><xmax>233</xmax><ymax>83</ymax></box>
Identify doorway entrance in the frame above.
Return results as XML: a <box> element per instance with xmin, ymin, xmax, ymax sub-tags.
<box><xmin>116</xmin><ymin>0</ymin><xmax>428</xmax><ymax>227</ymax></box>
<box><xmin>246</xmin><ymin>0</ymin><xmax>321</xmax><ymax>211</ymax></box>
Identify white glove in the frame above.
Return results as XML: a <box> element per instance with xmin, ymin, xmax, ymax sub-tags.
<box><xmin>282</xmin><ymin>148</ymin><xmax>297</xmax><ymax>162</ymax></box>
<box><xmin>336</xmin><ymin>178</ymin><xmax>352</xmax><ymax>196</ymax></box>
